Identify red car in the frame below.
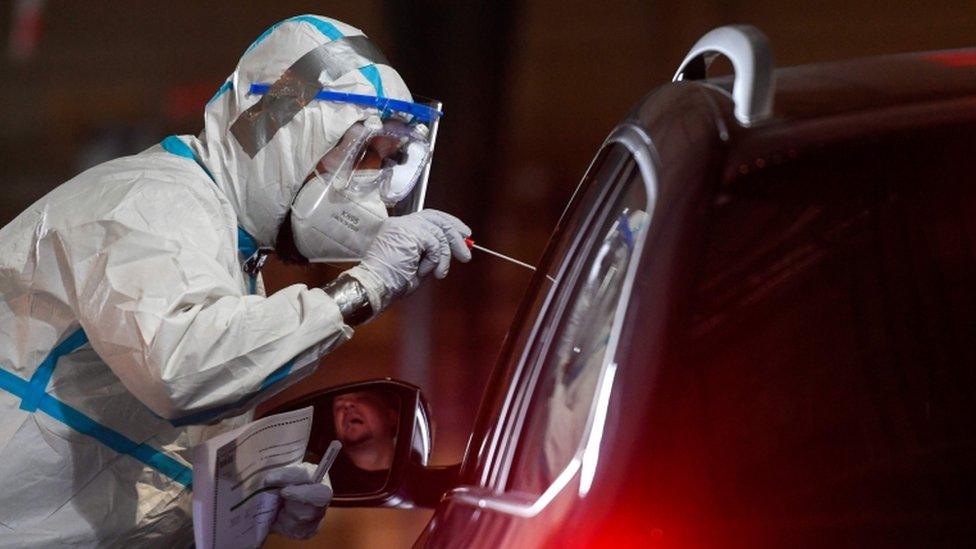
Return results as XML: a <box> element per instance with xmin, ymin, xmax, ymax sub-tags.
<box><xmin>272</xmin><ymin>25</ymin><xmax>976</xmax><ymax>547</ymax></box>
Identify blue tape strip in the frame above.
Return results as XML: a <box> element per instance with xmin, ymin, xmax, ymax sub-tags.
<box><xmin>37</xmin><ymin>396</ymin><xmax>193</xmax><ymax>487</ymax></box>
<box><xmin>357</xmin><ymin>65</ymin><xmax>385</xmax><ymax>99</ymax></box>
<box><xmin>208</xmin><ymin>80</ymin><xmax>234</xmax><ymax>105</ymax></box>
<box><xmin>158</xmin><ymin>138</ymin><xmax>297</xmax><ymax>427</ymax></box>
<box><xmin>245</xmin><ymin>22</ymin><xmax>282</xmax><ymax>54</ymax></box>
<box><xmin>237</xmin><ymin>228</ymin><xmax>260</xmax><ymax>294</ymax></box>
<box><xmin>290</xmin><ymin>15</ymin><xmax>343</xmax><ymax>41</ymax></box>
<box><xmin>169</xmin><ymin>358</ymin><xmax>297</xmax><ymax>427</ymax></box>
<box><xmin>20</xmin><ymin>328</ymin><xmax>88</xmax><ymax>412</ymax></box>
<box><xmin>246</xmin><ymin>15</ymin><xmax>343</xmax><ymax>54</ymax></box>
<box><xmin>160</xmin><ymin>135</ymin><xmax>214</xmax><ymax>181</ymax></box>
<box><xmin>248</xmin><ymin>84</ymin><xmax>441</xmax><ymax>123</ymax></box>
<box><xmin>0</xmin><ymin>368</ymin><xmax>192</xmax><ymax>488</ymax></box>
<box><xmin>259</xmin><ymin>360</ymin><xmax>295</xmax><ymax>391</ymax></box>
<box><xmin>242</xmin><ymin>16</ymin><xmax>384</xmax><ymax>97</ymax></box>
<box><xmin>0</xmin><ymin>367</ymin><xmax>28</xmax><ymax>398</ymax></box>
<box><xmin>237</xmin><ymin>227</ymin><xmax>259</xmax><ymax>259</ymax></box>
<box><xmin>160</xmin><ymin>136</ymin><xmax>260</xmax><ymax>258</ymax></box>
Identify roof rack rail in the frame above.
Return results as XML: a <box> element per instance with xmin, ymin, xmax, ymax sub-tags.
<box><xmin>673</xmin><ymin>25</ymin><xmax>775</xmax><ymax>126</ymax></box>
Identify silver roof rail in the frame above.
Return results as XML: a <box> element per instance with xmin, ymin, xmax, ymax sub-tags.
<box><xmin>673</xmin><ymin>25</ymin><xmax>775</xmax><ymax>126</ymax></box>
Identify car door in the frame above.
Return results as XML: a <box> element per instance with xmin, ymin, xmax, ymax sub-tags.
<box><xmin>416</xmin><ymin>125</ymin><xmax>658</xmax><ymax>548</ymax></box>
<box><xmin>641</xmin><ymin>105</ymin><xmax>976</xmax><ymax>546</ymax></box>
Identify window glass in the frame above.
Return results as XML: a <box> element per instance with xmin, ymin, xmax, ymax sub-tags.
<box><xmin>472</xmin><ymin>144</ymin><xmax>631</xmax><ymax>486</ymax></box>
<box><xmin>506</xmin><ymin>149</ymin><xmax>648</xmax><ymax>495</ymax></box>
<box><xmin>506</xmin><ymin>145</ymin><xmax>633</xmax><ymax>342</ymax></box>
<box><xmin>648</xmin><ymin>125</ymin><xmax>976</xmax><ymax>543</ymax></box>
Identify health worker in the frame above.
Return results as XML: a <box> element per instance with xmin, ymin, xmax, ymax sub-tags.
<box><xmin>0</xmin><ymin>14</ymin><xmax>469</xmax><ymax>546</ymax></box>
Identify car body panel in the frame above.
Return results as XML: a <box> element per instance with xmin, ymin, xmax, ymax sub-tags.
<box><xmin>418</xmin><ymin>47</ymin><xmax>976</xmax><ymax>547</ymax></box>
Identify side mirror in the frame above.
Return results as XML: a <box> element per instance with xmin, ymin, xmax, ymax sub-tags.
<box><xmin>264</xmin><ymin>378</ymin><xmax>452</xmax><ymax>508</ymax></box>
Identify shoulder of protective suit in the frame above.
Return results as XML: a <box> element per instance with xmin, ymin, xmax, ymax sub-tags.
<box><xmin>42</xmin><ymin>149</ymin><xmax>240</xmax><ymax>255</ymax></box>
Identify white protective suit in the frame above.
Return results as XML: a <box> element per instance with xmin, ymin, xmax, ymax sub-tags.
<box><xmin>0</xmin><ymin>15</ymin><xmax>413</xmax><ymax>546</ymax></box>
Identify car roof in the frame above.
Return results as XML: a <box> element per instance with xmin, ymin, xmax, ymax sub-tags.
<box><xmin>764</xmin><ymin>49</ymin><xmax>976</xmax><ymax>121</ymax></box>
<box><xmin>630</xmin><ymin>46</ymin><xmax>976</xmax><ymax>159</ymax></box>
<box><xmin>686</xmin><ymin>48</ymin><xmax>976</xmax><ymax>183</ymax></box>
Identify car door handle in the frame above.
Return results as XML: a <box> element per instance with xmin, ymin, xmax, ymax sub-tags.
<box><xmin>442</xmin><ymin>456</ymin><xmax>582</xmax><ymax>518</ymax></box>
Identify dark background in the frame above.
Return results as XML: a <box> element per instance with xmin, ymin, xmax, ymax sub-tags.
<box><xmin>1</xmin><ymin>1</ymin><xmax>975</xmax><ymax>547</ymax></box>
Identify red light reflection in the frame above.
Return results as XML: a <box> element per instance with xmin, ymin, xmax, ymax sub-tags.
<box><xmin>923</xmin><ymin>50</ymin><xmax>976</xmax><ymax>67</ymax></box>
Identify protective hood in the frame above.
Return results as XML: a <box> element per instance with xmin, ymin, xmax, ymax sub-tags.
<box><xmin>191</xmin><ymin>15</ymin><xmax>414</xmax><ymax>247</ymax></box>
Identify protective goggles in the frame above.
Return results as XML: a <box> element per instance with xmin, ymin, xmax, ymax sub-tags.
<box><xmin>249</xmin><ymin>83</ymin><xmax>443</xmax><ymax>215</ymax></box>
<box><xmin>308</xmin><ymin>115</ymin><xmax>433</xmax><ymax>208</ymax></box>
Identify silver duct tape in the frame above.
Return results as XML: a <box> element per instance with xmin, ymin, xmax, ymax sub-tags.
<box><xmin>322</xmin><ymin>273</ymin><xmax>374</xmax><ymax>326</ymax></box>
<box><xmin>319</xmin><ymin>35</ymin><xmax>389</xmax><ymax>77</ymax></box>
<box><xmin>231</xmin><ymin>36</ymin><xmax>388</xmax><ymax>158</ymax></box>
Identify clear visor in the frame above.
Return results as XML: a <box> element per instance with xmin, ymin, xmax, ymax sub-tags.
<box><xmin>286</xmin><ymin>92</ymin><xmax>443</xmax><ymax>263</ymax></box>
<box><xmin>311</xmin><ymin>116</ymin><xmax>433</xmax><ymax>208</ymax></box>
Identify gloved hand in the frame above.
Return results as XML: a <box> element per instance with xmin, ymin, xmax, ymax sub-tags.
<box><xmin>264</xmin><ymin>462</ymin><xmax>333</xmax><ymax>540</ymax></box>
<box><xmin>346</xmin><ymin>209</ymin><xmax>471</xmax><ymax>315</ymax></box>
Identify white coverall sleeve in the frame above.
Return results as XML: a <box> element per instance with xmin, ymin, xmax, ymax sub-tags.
<box><xmin>61</xmin><ymin>179</ymin><xmax>353</xmax><ymax>420</ymax></box>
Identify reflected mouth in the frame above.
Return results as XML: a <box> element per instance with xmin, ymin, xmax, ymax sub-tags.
<box><xmin>343</xmin><ymin>414</ymin><xmax>365</xmax><ymax>429</ymax></box>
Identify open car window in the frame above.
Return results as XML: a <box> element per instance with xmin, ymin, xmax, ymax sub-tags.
<box><xmin>504</xmin><ymin>143</ymin><xmax>650</xmax><ymax>496</ymax></box>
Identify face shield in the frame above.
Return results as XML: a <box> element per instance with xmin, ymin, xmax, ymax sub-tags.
<box><xmin>306</xmin><ymin>115</ymin><xmax>433</xmax><ymax>212</ymax></box>
<box><xmin>248</xmin><ymin>83</ymin><xmax>442</xmax><ymax>263</ymax></box>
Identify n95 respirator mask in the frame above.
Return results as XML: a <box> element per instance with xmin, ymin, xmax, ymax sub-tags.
<box><xmin>290</xmin><ymin>109</ymin><xmax>439</xmax><ymax>263</ymax></box>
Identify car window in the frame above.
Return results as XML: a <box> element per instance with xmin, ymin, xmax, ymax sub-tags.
<box><xmin>472</xmin><ymin>143</ymin><xmax>635</xmax><ymax>490</ymax></box>
<box><xmin>651</xmin><ymin>125</ymin><xmax>976</xmax><ymax>542</ymax></box>
<box><xmin>499</xmin><ymin>144</ymin><xmax>633</xmax><ymax>358</ymax></box>
<box><xmin>504</xmin><ymin>145</ymin><xmax>649</xmax><ymax>495</ymax></box>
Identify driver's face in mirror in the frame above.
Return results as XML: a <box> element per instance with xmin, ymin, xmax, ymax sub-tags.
<box><xmin>332</xmin><ymin>391</ymin><xmax>399</xmax><ymax>472</ymax></box>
